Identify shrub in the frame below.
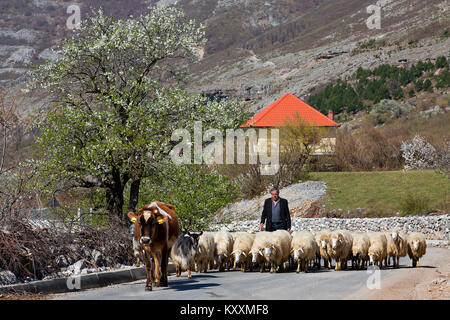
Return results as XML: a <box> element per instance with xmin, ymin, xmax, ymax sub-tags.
<box><xmin>400</xmin><ymin>135</ymin><xmax>437</xmax><ymax>171</ymax></box>
<box><xmin>398</xmin><ymin>193</ymin><xmax>431</xmax><ymax>215</ymax></box>
<box><xmin>435</xmin><ymin>56</ymin><xmax>448</xmax><ymax>69</ymax></box>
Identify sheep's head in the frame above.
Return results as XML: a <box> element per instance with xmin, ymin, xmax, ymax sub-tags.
<box><xmin>217</xmin><ymin>252</ymin><xmax>228</xmax><ymax>264</ymax></box>
<box><xmin>329</xmin><ymin>233</ymin><xmax>343</xmax><ymax>249</ymax></box>
<box><xmin>263</xmin><ymin>246</ymin><xmax>273</xmax><ymax>258</ymax></box>
<box><xmin>391</xmin><ymin>231</ymin><xmax>398</xmax><ymax>241</ymax></box>
<box><xmin>368</xmin><ymin>247</ymin><xmax>380</xmax><ymax>262</ymax></box>
<box><xmin>412</xmin><ymin>240</ymin><xmax>420</xmax><ymax>251</ymax></box>
<box><xmin>251</xmin><ymin>250</ymin><xmax>263</xmax><ymax>263</ymax></box>
<box><xmin>291</xmin><ymin>248</ymin><xmax>304</xmax><ymax>260</ymax></box>
<box><xmin>320</xmin><ymin>234</ymin><xmax>328</xmax><ymax>249</ymax></box>
<box><xmin>233</xmin><ymin>251</ymin><xmax>246</xmax><ymax>264</ymax></box>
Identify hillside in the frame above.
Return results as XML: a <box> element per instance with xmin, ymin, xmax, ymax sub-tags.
<box><xmin>2</xmin><ymin>1</ymin><xmax>449</xmax><ymax>99</ymax></box>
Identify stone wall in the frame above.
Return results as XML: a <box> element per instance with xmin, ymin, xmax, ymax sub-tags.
<box><xmin>219</xmin><ymin>215</ymin><xmax>450</xmax><ymax>240</ymax></box>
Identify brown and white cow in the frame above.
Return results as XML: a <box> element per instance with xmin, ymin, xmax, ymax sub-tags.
<box><xmin>128</xmin><ymin>201</ymin><xmax>179</xmax><ymax>291</ymax></box>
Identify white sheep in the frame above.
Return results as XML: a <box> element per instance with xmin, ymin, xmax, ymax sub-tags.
<box><xmin>314</xmin><ymin>229</ymin><xmax>332</xmax><ymax>269</ymax></box>
<box><xmin>367</xmin><ymin>232</ymin><xmax>388</xmax><ymax>268</ymax></box>
<box><xmin>213</xmin><ymin>231</ymin><xmax>234</xmax><ymax>271</ymax></box>
<box><xmin>396</xmin><ymin>229</ymin><xmax>408</xmax><ymax>261</ymax></box>
<box><xmin>384</xmin><ymin>230</ymin><xmax>403</xmax><ymax>268</ymax></box>
<box><xmin>407</xmin><ymin>232</ymin><xmax>427</xmax><ymax>267</ymax></box>
<box><xmin>327</xmin><ymin>230</ymin><xmax>353</xmax><ymax>271</ymax></box>
<box><xmin>250</xmin><ymin>231</ymin><xmax>271</xmax><ymax>272</ymax></box>
<box><xmin>351</xmin><ymin>232</ymin><xmax>370</xmax><ymax>269</ymax></box>
<box><xmin>195</xmin><ymin>231</ymin><xmax>215</xmax><ymax>273</ymax></box>
<box><xmin>263</xmin><ymin>230</ymin><xmax>292</xmax><ymax>273</ymax></box>
<box><xmin>231</xmin><ymin>232</ymin><xmax>255</xmax><ymax>272</ymax></box>
<box><xmin>291</xmin><ymin>231</ymin><xmax>317</xmax><ymax>273</ymax></box>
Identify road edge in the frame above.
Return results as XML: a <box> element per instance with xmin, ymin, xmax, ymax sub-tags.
<box><xmin>0</xmin><ymin>264</ymin><xmax>175</xmax><ymax>295</ymax></box>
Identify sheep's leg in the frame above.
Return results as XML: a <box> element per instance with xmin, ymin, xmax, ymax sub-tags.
<box><xmin>296</xmin><ymin>260</ymin><xmax>300</xmax><ymax>273</ymax></box>
<box><xmin>175</xmin><ymin>265</ymin><xmax>181</xmax><ymax>277</ymax></box>
<box><xmin>304</xmin><ymin>260</ymin><xmax>309</xmax><ymax>273</ymax></box>
<box><xmin>396</xmin><ymin>256</ymin><xmax>400</xmax><ymax>268</ymax></box>
<box><xmin>187</xmin><ymin>266</ymin><xmax>192</xmax><ymax>279</ymax></box>
<box><xmin>233</xmin><ymin>260</ymin><xmax>237</xmax><ymax>271</ymax></box>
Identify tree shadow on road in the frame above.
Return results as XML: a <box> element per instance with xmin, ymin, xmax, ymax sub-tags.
<box><xmin>168</xmin><ymin>279</ymin><xmax>221</xmax><ymax>292</ymax></box>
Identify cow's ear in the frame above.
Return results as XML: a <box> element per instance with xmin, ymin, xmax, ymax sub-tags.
<box><xmin>127</xmin><ymin>212</ymin><xmax>138</xmax><ymax>223</ymax></box>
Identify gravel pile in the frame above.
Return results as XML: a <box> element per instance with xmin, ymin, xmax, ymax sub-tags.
<box><xmin>220</xmin><ymin>181</ymin><xmax>327</xmax><ymax>221</ymax></box>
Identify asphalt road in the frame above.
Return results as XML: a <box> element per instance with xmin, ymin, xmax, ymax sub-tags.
<box><xmin>54</xmin><ymin>253</ymin><xmax>435</xmax><ymax>300</ymax></box>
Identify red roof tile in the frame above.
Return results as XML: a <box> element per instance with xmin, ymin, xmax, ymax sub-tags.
<box><xmin>241</xmin><ymin>93</ymin><xmax>339</xmax><ymax>127</ymax></box>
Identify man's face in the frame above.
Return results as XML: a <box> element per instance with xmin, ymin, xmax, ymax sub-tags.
<box><xmin>271</xmin><ymin>190</ymin><xmax>279</xmax><ymax>201</ymax></box>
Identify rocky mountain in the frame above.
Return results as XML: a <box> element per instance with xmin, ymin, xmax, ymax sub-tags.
<box><xmin>0</xmin><ymin>0</ymin><xmax>449</xmax><ymax>113</ymax></box>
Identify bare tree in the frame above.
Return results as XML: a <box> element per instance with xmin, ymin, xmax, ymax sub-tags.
<box><xmin>0</xmin><ymin>87</ymin><xmax>34</xmax><ymax>219</ymax></box>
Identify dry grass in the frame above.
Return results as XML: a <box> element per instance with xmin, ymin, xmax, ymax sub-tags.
<box><xmin>0</xmin><ymin>292</ymin><xmax>50</xmax><ymax>300</ymax></box>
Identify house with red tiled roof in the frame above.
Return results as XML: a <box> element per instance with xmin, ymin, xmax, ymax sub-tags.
<box><xmin>241</xmin><ymin>93</ymin><xmax>339</xmax><ymax>155</ymax></box>
<box><xmin>241</xmin><ymin>92</ymin><xmax>339</xmax><ymax>128</ymax></box>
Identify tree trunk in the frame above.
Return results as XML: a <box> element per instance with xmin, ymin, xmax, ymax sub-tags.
<box><xmin>128</xmin><ymin>178</ymin><xmax>141</xmax><ymax>213</ymax></box>
<box><xmin>105</xmin><ymin>184</ymin><xmax>125</xmax><ymax>220</ymax></box>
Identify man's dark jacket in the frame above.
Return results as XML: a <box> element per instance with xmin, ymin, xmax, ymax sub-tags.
<box><xmin>260</xmin><ymin>197</ymin><xmax>291</xmax><ymax>231</ymax></box>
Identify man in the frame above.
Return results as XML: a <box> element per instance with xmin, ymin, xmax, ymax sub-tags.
<box><xmin>260</xmin><ymin>187</ymin><xmax>291</xmax><ymax>232</ymax></box>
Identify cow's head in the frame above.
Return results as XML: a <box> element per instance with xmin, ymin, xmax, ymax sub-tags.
<box><xmin>127</xmin><ymin>204</ymin><xmax>170</xmax><ymax>246</ymax></box>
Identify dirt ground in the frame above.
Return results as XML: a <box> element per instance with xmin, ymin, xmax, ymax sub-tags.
<box><xmin>348</xmin><ymin>247</ymin><xmax>450</xmax><ymax>300</ymax></box>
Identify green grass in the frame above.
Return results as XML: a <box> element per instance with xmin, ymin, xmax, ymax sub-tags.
<box><xmin>309</xmin><ymin>170</ymin><xmax>449</xmax><ymax>215</ymax></box>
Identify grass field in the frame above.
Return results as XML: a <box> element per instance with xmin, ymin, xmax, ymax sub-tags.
<box><xmin>309</xmin><ymin>170</ymin><xmax>449</xmax><ymax>215</ymax></box>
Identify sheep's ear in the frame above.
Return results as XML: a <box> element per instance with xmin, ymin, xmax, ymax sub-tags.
<box><xmin>223</xmin><ymin>253</ymin><xmax>227</xmax><ymax>257</ymax></box>
<box><xmin>258</xmin><ymin>250</ymin><xmax>263</xmax><ymax>256</ymax></box>
<box><xmin>290</xmin><ymin>249</ymin><xmax>294</xmax><ymax>253</ymax></box>
<box><xmin>242</xmin><ymin>252</ymin><xmax>246</xmax><ymax>257</ymax></box>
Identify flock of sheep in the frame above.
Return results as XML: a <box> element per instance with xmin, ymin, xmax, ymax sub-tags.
<box><xmin>170</xmin><ymin>229</ymin><xmax>427</xmax><ymax>278</ymax></box>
